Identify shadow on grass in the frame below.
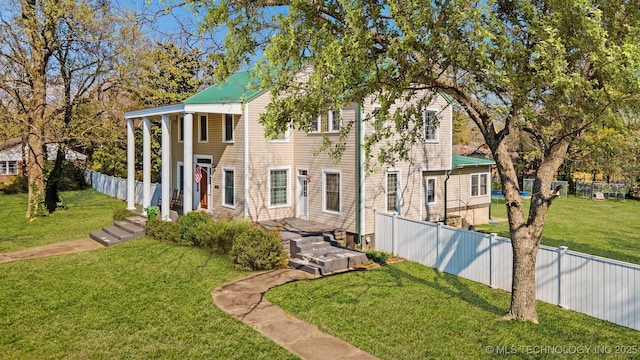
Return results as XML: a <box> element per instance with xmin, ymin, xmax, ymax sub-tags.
<box><xmin>382</xmin><ymin>264</ymin><xmax>506</xmax><ymax>316</ymax></box>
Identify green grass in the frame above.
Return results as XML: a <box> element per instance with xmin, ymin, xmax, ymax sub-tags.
<box><xmin>0</xmin><ymin>189</ymin><xmax>126</xmax><ymax>252</ymax></box>
<box><xmin>0</xmin><ymin>239</ymin><xmax>298</xmax><ymax>359</ymax></box>
<box><xmin>267</xmin><ymin>261</ymin><xmax>640</xmax><ymax>360</ymax></box>
<box><xmin>479</xmin><ymin>196</ymin><xmax>640</xmax><ymax>265</ymax></box>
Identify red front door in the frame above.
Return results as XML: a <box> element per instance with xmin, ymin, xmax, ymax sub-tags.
<box><xmin>199</xmin><ymin>167</ymin><xmax>208</xmax><ymax>209</ymax></box>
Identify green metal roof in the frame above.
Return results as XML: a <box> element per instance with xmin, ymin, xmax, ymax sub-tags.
<box><xmin>182</xmin><ymin>71</ymin><xmax>267</xmax><ymax>105</ymax></box>
<box><xmin>452</xmin><ymin>154</ymin><xmax>495</xmax><ymax>168</ymax></box>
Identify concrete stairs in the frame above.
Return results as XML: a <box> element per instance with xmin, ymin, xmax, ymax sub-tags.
<box><xmin>90</xmin><ymin>216</ymin><xmax>147</xmax><ymax>246</ymax></box>
<box><xmin>288</xmin><ymin>235</ymin><xmax>368</xmax><ymax>276</ymax></box>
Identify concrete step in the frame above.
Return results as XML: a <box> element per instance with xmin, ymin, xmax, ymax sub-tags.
<box><xmin>90</xmin><ymin>230</ymin><xmax>122</xmax><ymax>247</ymax></box>
<box><xmin>299</xmin><ymin>248</ymin><xmax>368</xmax><ymax>274</ymax></box>
<box><xmin>289</xmin><ymin>236</ymin><xmax>334</xmax><ymax>258</ymax></box>
<box><xmin>288</xmin><ymin>258</ymin><xmax>323</xmax><ymax>277</ymax></box>
<box><xmin>114</xmin><ymin>221</ymin><xmax>145</xmax><ymax>237</ymax></box>
<box><xmin>103</xmin><ymin>226</ymin><xmax>135</xmax><ymax>241</ymax></box>
<box><xmin>125</xmin><ymin>216</ymin><xmax>147</xmax><ymax>228</ymax></box>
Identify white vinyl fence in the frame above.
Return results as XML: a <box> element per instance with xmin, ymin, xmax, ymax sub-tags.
<box><xmin>374</xmin><ymin>211</ymin><xmax>640</xmax><ymax>331</ymax></box>
<box><xmin>84</xmin><ymin>170</ymin><xmax>161</xmax><ymax>206</ymax></box>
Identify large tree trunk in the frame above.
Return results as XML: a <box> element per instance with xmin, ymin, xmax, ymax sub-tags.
<box><xmin>490</xmin><ymin>134</ymin><xmax>570</xmax><ymax>323</ymax></box>
<box><xmin>22</xmin><ymin>0</ymin><xmax>49</xmax><ymax>220</ymax></box>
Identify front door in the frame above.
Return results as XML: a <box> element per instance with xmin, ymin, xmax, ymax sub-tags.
<box><xmin>199</xmin><ymin>166</ymin><xmax>208</xmax><ymax>209</ymax></box>
<box><xmin>296</xmin><ymin>169</ymin><xmax>308</xmax><ymax>219</ymax></box>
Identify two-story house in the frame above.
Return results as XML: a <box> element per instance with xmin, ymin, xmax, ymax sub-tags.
<box><xmin>123</xmin><ymin>71</ymin><xmax>494</xmax><ymax>244</ymax></box>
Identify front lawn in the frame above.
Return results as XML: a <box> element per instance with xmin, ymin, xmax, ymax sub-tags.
<box><xmin>478</xmin><ymin>196</ymin><xmax>640</xmax><ymax>265</ymax></box>
<box><xmin>267</xmin><ymin>261</ymin><xmax>640</xmax><ymax>360</ymax></box>
<box><xmin>0</xmin><ymin>239</ymin><xmax>297</xmax><ymax>359</ymax></box>
<box><xmin>0</xmin><ymin>189</ymin><xmax>126</xmax><ymax>252</ymax></box>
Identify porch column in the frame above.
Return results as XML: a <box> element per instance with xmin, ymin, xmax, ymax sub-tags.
<box><xmin>183</xmin><ymin>112</ymin><xmax>193</xmax><ymax>214</ymax></box>
<box><xmin>161</xmin><ymin>114</ymin><xmax>171</xmax><ymax>220</ymax></box>
<box><xmin>126</xmin><ymin>118</ymin><xmax>136</xmax><ymax>210</ymax></box>
<box><xmin>142</xmin><ymin>117</ymin><xmax>151</xmax><ymax>212</ymax></box>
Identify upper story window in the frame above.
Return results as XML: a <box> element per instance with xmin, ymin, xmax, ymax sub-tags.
<box><xmin>199</xmin><ymin>115</ymin><xmax>208</xmax><ymax>142</ymax></box>
<box><xmin>310</xmin><ymin>110</ymin><xmax>341</xmax><ymax>134</ymax></box>
<box><xmin>328</xmin><ymin>109</ymin><xmax>340</xmax><ymax>132</ymax></box>
<box><xmin>386</xmin><ymin>171</ymin><xmax>400</xmax><ymax>213</ymax></box>
<box><xmin>423</xmin><ymin>110</ymin><xmax>438</xmax><ymax>142</ymax></box>
<box><xmin>372</xmin><ymin>105</ymin><xmax>384</xmax><ymax>133</ymax></box>
<box><xmin>223</xmin><ymin>114</ymin><xmax>234</xmax><ymax>143</ymax></box>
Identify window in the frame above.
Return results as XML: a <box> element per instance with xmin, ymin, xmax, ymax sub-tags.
<box><xmin>0</xmin><ymin>161</ymin><xmax>18</xmax><ymax>175</ymax></box>
<box><xmin>425</xmin><ymin>177</ymin><xmax>436</xmax><ymax>204</ymax></box>
<box><xmin>269</xmin><ymin>168</ymin><xmax>289</xmax><ymax>206</ymax></box>
<box><xmin>178</xmin><ymin>117</ymin><xmax>184</xmax><ymax>141</ymax></box>
<box><xmin>223</xmin><ymin>114</ymin><xmax>234</xmax><ymax>142</ymax></box>
<box><xmin>423</xmin><ymin>110</ymin><xmax>438</xmax><ymax>141</ymax></box>
<box><xmin>270</xmin><ymin>125</ymin><xmax>290</xmax><ymax>142</ymax></box>
<box><xmin>387</xmin><ymin>172</ymin><xmax>400</xmax><ymax>212</ymax></box>
<box><xmin>323</xmin><ymin>170</ymin><xmax>341</xmax><ymax>213</ymax></box>
<box><xmin>471</xmin><ymin>173</ymin><xmax>489</xmax><ymax>197</ymax></box>
<box><xmin>177</xmin><ymin>162</ymin><xmax>184</xmax><ymax>190</ymax></box>
<box><xmin>372</xmin><ymin>105</ymin><xmax>384</xmax><ymax>133</ymax></box>
<box><xmin>199</xmin><ymin>115</ymin><xmax>208</xmax><ymax>142</ymax></box>
<box><xmin>328</xmin><ymin>109</ymin><xmax>341</xmax><ymax>132</ymax></box>
<box><xmin>223</xmin><ymin>168</ymin><xmax>234</xmax><ymax>207</ymax></box>
<box><xmin>311</xmin><ymin>115</ymin><xmax>321</xmax><ymax>133</ymax></box>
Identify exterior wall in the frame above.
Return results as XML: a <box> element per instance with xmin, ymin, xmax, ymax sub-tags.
<box><xmin>290</xmin><ymin>105</ymin><xmax>359</xmax><ymax>233</ymax></box>
<box><xmin>447</xmin><ymin>166</ymin><xmax>493</xmax><ymax>225</ymax></box>
<box><xmin>170</xmin><ymin>112</ymin><xmax>245</xmax><ymax>217</ymax></box>
<box><xmin>245</xmin><ymin>92</ymin><xmax>297</xmax><ymax>221</ymax></box>
<box><xmin>362</xmin><ymin>92</ymin><xmax>453</xmax><ymax>235</ymax></box>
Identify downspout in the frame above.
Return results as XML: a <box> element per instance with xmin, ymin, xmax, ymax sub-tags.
<box><xmin>356</xmin><ymin>104</ymin><xmax>363</xmax><ymax>246</ymax></box>
<box><xmin>444</xmin><ymin>170</ymin><xmax>451</xmax><ymax>225</ymax></box>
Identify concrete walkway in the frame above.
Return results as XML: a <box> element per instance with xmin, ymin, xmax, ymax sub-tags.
<box><xmin>213</xmin><ymin>269</ymin><xmax>378</xmax><ymax>360</ymax></box>
<box><xmin>0</xmin><ymin>238</ymin><xmax>103</xmax><ymax>263</ymax></box>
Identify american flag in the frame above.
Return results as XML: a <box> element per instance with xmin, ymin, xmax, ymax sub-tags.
<box><xmin>194</xmin><ymin>165</ymin><xmax>202</xmax><ymax>183</ymax></box>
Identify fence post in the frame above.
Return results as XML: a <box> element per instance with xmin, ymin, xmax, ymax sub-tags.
<box><xmin>436</xmin><ymin>222</ymin><xmax>443</xmax><ymax>272</ymax></box>
<box><xmin>489</xmin><ymin>233</ymin><xmax>497</xmax><ymax>288</ymax></box>
<box><xmin>558</xmin><ymin>246</ymin><xmax>568</xmax><ymax>308</ymax></box>
<box><xmin>392</xmin><ymin>213</ymin><xmax>397</xmax><ymax>255</ymax></box>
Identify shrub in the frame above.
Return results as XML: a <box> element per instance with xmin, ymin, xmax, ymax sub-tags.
<box><xmin>145</xmin><ymin>219</ymin><xmax>180</xmax><ymax>243</ymax></box>
<box><xmin>366</xmin><ymin>250</ymin><xmax>391</xmax><ymax>264</ymax></box>
<box><xmin>113</xmin><ymin>209</ymin><xmax>137</xmax><ymax>221</ymax></box>
<box><xmin>177</xmin><ymin>211</ymin><xmax>213</xmax><ymax>246</ymax></box>
<box><xmin>231</xmin><ymin>228</ymin><xmax>287</xmax><ymax>271</ymax></box>
<box><xmin>195</xmin><ymin>217</ymin><xmax>252</xmax><ymax>254</ymax></box>
<box><xmin>0</xmin><ymin>175</ymin><xmax>28</xmax><ymax>194</ymax></box>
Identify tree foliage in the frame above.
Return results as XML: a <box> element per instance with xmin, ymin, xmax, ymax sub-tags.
<box><xmin>195</xmin><ymin>0</ymin><xmax>640</xmax><ymax>323</ymax></box>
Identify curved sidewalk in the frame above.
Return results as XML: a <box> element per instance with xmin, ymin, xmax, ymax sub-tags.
<box><xmin>213</xmin><ymin>269</ymin><xmax>378</xmax><ymax>360</ymax></box>
<box><xmin>0</xmin><ymin>238</ymin><xmax>103</xmax><ymax>263</ymax></box>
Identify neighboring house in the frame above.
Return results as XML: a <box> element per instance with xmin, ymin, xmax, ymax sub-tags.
<box><xmin>124</xmin><ymin>71</ymin><xmax>494</xmax><ymax>243</ymax></box>
<box><xmin>0</xmin><ymin>138</ymin><xmax>87</xmax><ymax>184</ymax></box>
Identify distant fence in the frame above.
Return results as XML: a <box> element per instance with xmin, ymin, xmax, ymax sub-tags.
<box><xmin>84</xmin><ymin>170</ymin><xmax>161</xmax><ymax>206</ymax></box>
<box><xmin>374</xmin><ymin>211</ymin><xmax>639</xmax><ymax>331</ymax></box>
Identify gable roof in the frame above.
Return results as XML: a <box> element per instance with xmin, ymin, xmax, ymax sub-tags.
<box><xmin>183</xmin><ymin>71</ymin><xmax>267</xmax><ymax>105</ymax></box>
<box><xmin>452</xmin><ymin>154</ymin><xmax>495</xmax><ymax>168</ymax></box>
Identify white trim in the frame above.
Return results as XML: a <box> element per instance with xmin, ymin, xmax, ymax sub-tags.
<box><xmin>470</xmin><ymin>172</ymin><xmax>490</xmax><ymax>198</ymax></box>
<box><xmin>222</xmin><ymin>166</ymin><xmax>236</xmax><ymax>209</ymax></box>
<box><xmin>268</xmin><ymin>166</ymin><xmax>291</xmax><ymax>208</ymax></box>
<box><xmin>243</xmin><ymin>104</ymin><xmax>249</xmax><ymax>217</ymax></box>
<box><xmin>296</xmin><ymin>167</ymin><xmax>309</xmax><ymax>219</ymax></box>
<box><xmin>198</xmin><ymin>114</ymin><xmax>209</xmax><ymax>143</ymax></box>
<box><xmin>311</xmin><ymin>115</ymin><xmax>321</xmax><ymax>133</ymax></box>
<box><xmin>420</xmin><ymin>165</ymin><xmax>452</xmax><ymax>172</ymax></box>
<box><xmin>423</xmin><ymin>108</ymin><xmax>439</xmax><ymax>143</ymax></box>
<box><xmin>194</xmin><ymin>155</ymin><xmax>213</xmax><ymax>212</ymax></box>
<box><xmin>0</xmin><ymin>160</ymin><xmax>18</xmax><ymax>175</ymax></box>
<box><xmin>322</xmin><ymin>168</ymin><xmax>342</xmax><ymax>215</ymax></box>
<box><xmin>125</xmin><ymin>103</ymin><xmax>185</xmax><ymax>119</ymax></box>
<box><xmin>223</xmin><ymin>114</ymin><xmax>235</xmax><ymax>143</ymax></box>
